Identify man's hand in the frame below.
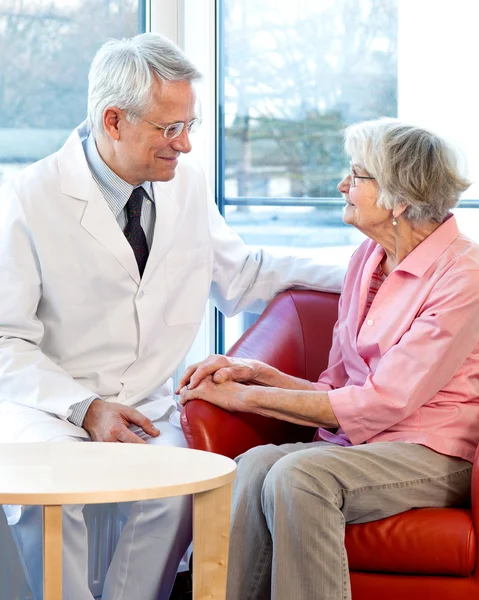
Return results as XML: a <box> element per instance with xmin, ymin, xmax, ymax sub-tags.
<box><xmin>83</xmin><ymin>399</ymin><xmax>160</xmax><ymax>444</ymax></box>
<box><xmin>176</xmin><ymin>354</ymin><xmax>261</xmax><ymax>393</ymax></box>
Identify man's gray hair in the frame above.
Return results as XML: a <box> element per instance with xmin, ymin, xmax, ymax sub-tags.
<box><xmin>345</xmin><ymin>118</ymin><xmax>471</xmax><ymax>224</ymax></box>
<box><xmin>87</xmin><ymin>33</ymin><xmax>202</xmax><ymax>135</ymax></box>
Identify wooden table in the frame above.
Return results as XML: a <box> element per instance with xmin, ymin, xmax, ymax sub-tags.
<box><xmin>0</xmin><ymin>443</ymin><xmax>236</xmax><ymax>600</ymax></box>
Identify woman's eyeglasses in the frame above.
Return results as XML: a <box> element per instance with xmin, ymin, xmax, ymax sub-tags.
<box><xmin>349</xmin><ymin>162</ymin><xmax>375</xmax><ymax>188</ymax></box>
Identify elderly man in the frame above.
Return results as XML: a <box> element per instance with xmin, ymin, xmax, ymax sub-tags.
<box><xmin>0</xmin><ymin>33</ymin><xmax>342</xmax><ymax>600</ymax></box>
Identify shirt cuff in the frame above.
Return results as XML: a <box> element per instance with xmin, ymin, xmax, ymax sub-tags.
<box><xmin>68</xmin><ymin>396</ymin><xmax>99</xmax><ymax>427</ymax></box>
<box><xmin>327</xmin><ymin>387</ymin><xmax>368</xmax><ymax>445</ymax></box>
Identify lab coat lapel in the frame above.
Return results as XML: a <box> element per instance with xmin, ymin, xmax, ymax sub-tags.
<box><xmin>57</xmin><ymin>128</ymin><xmax>141</xmax><ymax>285</ymax></box>
<box><xmin>80</xmin><ymin>190</ymin><xmax>141</xmax><ymax>284</ymax></box>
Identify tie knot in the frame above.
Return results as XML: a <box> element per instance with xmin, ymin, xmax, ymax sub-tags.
<box><xmin>127</xmin><ymin>187</ymin><xmax>144</xmax><ymax>219</ymax></box>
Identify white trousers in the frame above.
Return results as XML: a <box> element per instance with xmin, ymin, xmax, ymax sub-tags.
<box><xmin>2</xmin><ymin>406</ymin><xmax>192</xmax><ymax>600</ymax></box>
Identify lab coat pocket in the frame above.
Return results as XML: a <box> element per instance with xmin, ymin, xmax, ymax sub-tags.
<box><xmin>165</xmin><ymin>247</ymin><xmax>211</xmax><ymax>325</ymax></box>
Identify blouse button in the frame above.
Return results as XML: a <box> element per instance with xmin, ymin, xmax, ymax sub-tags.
<box><xmin>366</xmin><ymin>319</ymin><xmax>374</xmax><ymax>326</ymax></box>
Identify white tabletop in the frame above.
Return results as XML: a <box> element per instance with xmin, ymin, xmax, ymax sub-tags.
<box><xmin>0</xmin><ymin>443</ymin><xmax>236</xmax><ymax>505</ymax></box>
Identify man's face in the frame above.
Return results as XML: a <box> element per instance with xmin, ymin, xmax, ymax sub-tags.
<box><xmin>113</xmin><ymin>79</ymin><xmax>196</xmax><ymax>185</ymax></box>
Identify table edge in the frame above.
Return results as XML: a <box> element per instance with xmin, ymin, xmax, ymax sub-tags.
<box><xmin>0</xmin><ymin>466</ymin><xmax>236</xmax><ymax>505</ymax></box>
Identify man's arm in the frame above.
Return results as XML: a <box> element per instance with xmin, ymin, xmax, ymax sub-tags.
<box><xmin>205</xmin><ymin>190</ymin><xmax>345</xmax><ymax>317</ymax></box>
<box><xmin>69</xmin><ymin>397</ymin><xmax>98</xmax><ymax>427</ymax></box>
<box><xmin>0</xmin><ymin>183</ymin><xmax>99</xmax><ymax>418</ymax></box>
<box><xmin>0</xmin><ymin>183</ymin><xmax>160</xmax><ymax>443</ymax></box>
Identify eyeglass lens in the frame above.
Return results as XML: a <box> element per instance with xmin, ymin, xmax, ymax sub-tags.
<box><xmin>164</xmin><ymin>119</ymin><xmax>201</xmax><ymax>140</ymax></box>
<box><xmin>164</xmin><ymin>123</ymin><xmax>184</xmax><ymax>139</ymax></box>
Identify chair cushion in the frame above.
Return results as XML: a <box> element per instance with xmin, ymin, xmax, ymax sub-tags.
<box><xmin>346</xmin><ymin>508</ymin><xmax>476</xmax><ymax>576</ymax></box>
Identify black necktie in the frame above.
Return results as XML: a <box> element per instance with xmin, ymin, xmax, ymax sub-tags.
<box><xmin>124</xmin><ymin>187</ymin><xmax>149</xmax><ymax>276</ymax></box>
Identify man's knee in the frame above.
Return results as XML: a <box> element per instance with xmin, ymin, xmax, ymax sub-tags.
<box><xmin>163</xmin><ymin>494</ymin><xmax>192</xmax><ymax>527</ymax></box>
<box><xmin>5</xmin><ymin>503</ymin><xmax>84</xmax><ymax>528</ymax></box>
<box><xmin>119</xmin><ymin>494</ymin><xmax>192</xmax><ymax>529</ymax></box>
<box><xmin>3</xmin><ymin>503</ymin><xmax>41</xmax><ymax>527</ymax></box>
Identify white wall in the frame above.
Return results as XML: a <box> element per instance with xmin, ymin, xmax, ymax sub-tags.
<box><xmin>398</xmin><ymin>0</ymin><xmax>479</xmax><ymax>199</ymax></box>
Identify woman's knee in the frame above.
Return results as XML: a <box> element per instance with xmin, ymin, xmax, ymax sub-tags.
<box><xmin>261</xmin><ymin>448</ymin><xmax>341</xmax><ymax>509</ymax></box>
<box><xmin>235</xmin><ymin>444</ymin><xmax>288</xmax><ymax>487</ymax></box>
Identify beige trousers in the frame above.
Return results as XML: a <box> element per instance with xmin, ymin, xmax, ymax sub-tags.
<box><xmin>227</xmin><ymin>441</ymin><xmax>472</xmax><ymax>600</ymax></box>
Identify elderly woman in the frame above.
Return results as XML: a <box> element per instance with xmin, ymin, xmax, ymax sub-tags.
<box><xmin>178</xmin><ymin>118</ymin><xmax>479</xmax><ymax>600</ymax></box>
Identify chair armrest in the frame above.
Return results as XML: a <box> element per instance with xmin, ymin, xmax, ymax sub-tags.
<box><xmin>181</xmin><ymin>400</ymin><xmax>315</xmax><ymax>459</ymax></box>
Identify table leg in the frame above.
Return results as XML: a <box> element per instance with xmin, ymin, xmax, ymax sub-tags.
<box><xmin>193</xmin><ymin>482</ymin><xmax>233</xmax><ymax>600</ymax></box>
<box><xmin>43</xmin><ymin>505</ymin><xmax>62</xmax><ymax>600</ymax></box>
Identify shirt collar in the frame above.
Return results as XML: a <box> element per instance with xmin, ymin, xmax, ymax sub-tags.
<box><xmin>83</xmin><ymin>133</ymin><xmax>154</xmax><ymax>217</ymax></box>
<box><xmin>394</xmin><ymin>213</ymin><xmax>459</xmax><ymax>277</ymax></box>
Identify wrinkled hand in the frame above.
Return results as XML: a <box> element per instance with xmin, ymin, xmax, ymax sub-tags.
<box><xmin>179</xmin><ymin>376</ymin><xmax>248</xmax><ymax>413</ymax></box>
<box><xmin>83</xmin><ymin>399</ymin><xmax>160</xmax><ymax>444</ymax></box>
<box><xmin>176</xmin><ymin>354</ymin><xmax>260</xmax><ymax>393</ymax></box>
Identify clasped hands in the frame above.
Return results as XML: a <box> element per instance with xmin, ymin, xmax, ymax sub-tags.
<box><xmin>82</xmin><ymin>355</ymin><xmax>262</xmax><ymax>444</ymax></box>
<box><xmin>175</xmin><ymin>355</ymin><xmax>263</xmax><ymax>412</ymax></box>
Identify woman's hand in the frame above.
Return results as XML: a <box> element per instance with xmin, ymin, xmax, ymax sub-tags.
<box><xmin>175</xmin><ymin>354</ymin><xmax>262</xmax><ymax>393</ymax></box>
<box><xmin>178</xmin><ymin>375</ymin><xmax>250</xmax><ymax>413</ymax></box>
<box><xmin>179</xmin><ymin>376</ymin><xmax>338</xmax><ymax>429</ymax></box>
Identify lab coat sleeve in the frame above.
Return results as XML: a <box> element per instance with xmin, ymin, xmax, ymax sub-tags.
<box><xmin>0</xmin><ymin>182</ymin><xmax>97</xmax><ymax>418</ymax></box>
<box><xmin>206</xmin><ymin>190</ymin><xmax>346</xmax><ymax>317</ymax></box>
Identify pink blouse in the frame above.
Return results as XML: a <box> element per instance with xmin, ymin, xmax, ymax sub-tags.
<box><xmin>314</xmin><ymin>215</ymin><xmax>479</xmax><ymax>463</ymax></box>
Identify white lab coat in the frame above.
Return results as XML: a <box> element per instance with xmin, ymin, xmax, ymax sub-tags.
<box><xmin>0</xmin><ymin>124</ymin><xmax>344</xmax><ymax>442</ymax></box>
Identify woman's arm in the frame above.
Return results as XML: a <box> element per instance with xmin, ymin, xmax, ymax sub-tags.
<box><xmin>179</xmin><ymin>378</ymin><xmax>338</xmax><ymax>428</ymax></box>
<box><xmin>246</xmin><ymin>385</ymin><xmax>339</xmax><ymax>427</ymax></box>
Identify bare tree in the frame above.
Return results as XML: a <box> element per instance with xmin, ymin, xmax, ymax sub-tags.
<box><xmin>0</xmin><ymin>0</ymin><xmax>138</xmax><ymax>130</ymax></box>
<box><xmin>224</xmin><ymin>0</ymin><xmax>398</xmax><ymax>198</ymax></box>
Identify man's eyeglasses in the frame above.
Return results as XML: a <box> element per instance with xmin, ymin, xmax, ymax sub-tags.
<box><xmin>349</xmin><ymin>162</ymin><xmax>375</xmax><ymax>188</ymax></box>
<box><xmin>130</xmin><ymin>113</ymin><xmax>202</xmax><ymax>140</ymax></box>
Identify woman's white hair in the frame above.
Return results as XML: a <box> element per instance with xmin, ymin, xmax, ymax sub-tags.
<box><xmin>345</xmin><ymin>118</ymin><xmax>471</xmax><ymax>224</ymax></box>
<box><xmin>87</xmin><ymin>33</ymin><xmax>202</xmax><ymax>135</ymax></box>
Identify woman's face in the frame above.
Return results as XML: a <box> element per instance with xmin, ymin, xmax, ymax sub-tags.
<box><xmin>338</xmin><ymin>162</ymin><xmax>390</xmax><ymax>236</ymax></box>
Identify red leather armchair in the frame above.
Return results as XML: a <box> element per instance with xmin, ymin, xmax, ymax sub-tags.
<box><xmin>181</xmin><ymin>290</ymin><xmax>479</xmax><ymax>599</ymax></box>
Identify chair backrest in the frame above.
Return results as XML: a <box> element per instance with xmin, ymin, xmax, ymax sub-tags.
<box><xmin>228</xmin><ymin>289</ymin><xmax>340</xmax><ymax>381</ymax></box>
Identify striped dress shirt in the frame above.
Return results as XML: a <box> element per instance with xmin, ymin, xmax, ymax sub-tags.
<box><xmin>67</xmin><ymin>133</ymin><xmax>156</xmax><ymax>427</ymax></box>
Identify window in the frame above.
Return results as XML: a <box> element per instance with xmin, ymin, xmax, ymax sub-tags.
<box><xmin>218</xmin><ymin>0</ymin><xmax>398</xmax><ymax>350</ymax></box>
<box><xmin>0</xmin><ymin>0</ymin><xmax>143</xmax><ymax>184</ymax></box>
<box><xmin>217</xmin><ymin>0</ymin><xmax>479</xmax><ymax>351</ymax></box>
